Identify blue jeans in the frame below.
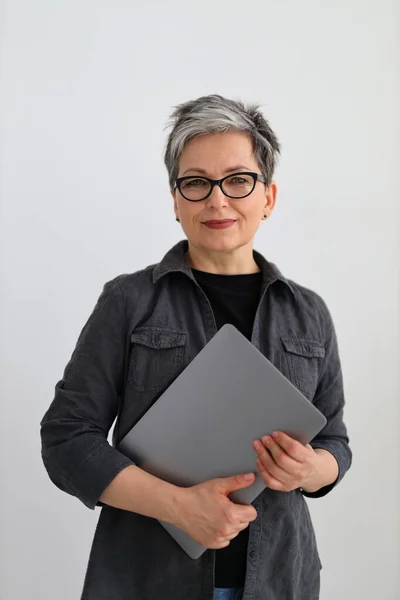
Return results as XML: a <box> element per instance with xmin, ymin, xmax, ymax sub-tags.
<box><xmin>214</xmin><ymin>588</ymin><xmax>244</xmax><ymax>600</ymax></box>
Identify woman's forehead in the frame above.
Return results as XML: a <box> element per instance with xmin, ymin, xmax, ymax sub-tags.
<box><xmin>178</xmin><ymin>131</ymin><xmax>257</xmax><ymax>174</ymax></box>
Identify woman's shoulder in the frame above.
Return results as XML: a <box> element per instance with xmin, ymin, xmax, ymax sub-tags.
<box><xmin>100</xmin><ymin>263</ymin><xmax>161</xmax><ymax>308</ymax></box>
<box><xmin>285</xmin><ymin>277</ymin><xmax>334</xmax><ymax>327</ymax></box>
<box><xmin>108</xmin><ymin>263</ymin><xmax>157</xmax><ymax>288</ymax></box>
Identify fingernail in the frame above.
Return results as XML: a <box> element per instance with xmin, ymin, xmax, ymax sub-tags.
<box><xmin>262</xmin><ymin>436</ymin><xmax>272</xmax><ymax>446</ymax></box>
<box><xmin>272</xmin><ymin>431</ymin><xmax>279</xmax><ymax>439</ymax></box>
<box><xmin>244</xmin><ymin>473</ymin><xmax>254</xmax><ymax>481</ymax></box>
<box><xmin>253</xmin><ymin>440</ymin><xmax>262</xmax><ymax>450</ymax></box>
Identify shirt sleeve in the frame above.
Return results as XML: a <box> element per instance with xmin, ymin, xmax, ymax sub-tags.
<box><xmin>302</xmin><ymin>299</ymin><xmax>352</xmax><ymax>499</ymax></box>
<box><xmin>40</xmin><ymin>277</ymin><xmax>135</xmax><ymax>510</ymax></box>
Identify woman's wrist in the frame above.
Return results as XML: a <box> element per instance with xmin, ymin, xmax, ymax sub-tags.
<box><xmin>301</xmin><ymin>449</ymin><xmax>339</xmax><ymax>494</ymax></box>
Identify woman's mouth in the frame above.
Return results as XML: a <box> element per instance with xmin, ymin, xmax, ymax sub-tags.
<box><xmin>203</xmin><ymin>219</ymin><xmax>236</xmax><ymax>230</ymax></box>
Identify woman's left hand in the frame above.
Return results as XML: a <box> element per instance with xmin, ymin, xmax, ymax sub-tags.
<box><xmin>252</xmin><ymin>431</ymin><xmax>319</xmax><ymax>492</ymax></box>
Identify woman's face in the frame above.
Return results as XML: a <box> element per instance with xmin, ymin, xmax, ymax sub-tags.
<box><xmin>172</xmin><ymin>130</ymin><xmax>276</xmax><ymax>255</ymax></box>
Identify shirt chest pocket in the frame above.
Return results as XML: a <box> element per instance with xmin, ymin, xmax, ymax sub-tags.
<box><xmin>281</xmin><ymin>337</ymin><xmax>325</xmax><ymax>401</ymax></box>
<box><xmin>128</xmin><ymin>328</ymin><xmax>187</xmax><ymax>393</ymax></box>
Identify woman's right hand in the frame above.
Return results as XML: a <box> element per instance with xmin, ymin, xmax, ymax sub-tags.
<box><xmin>174</xmin><ymin>473</ymin><xmax>258</xmax><ymax>549</ymax></box>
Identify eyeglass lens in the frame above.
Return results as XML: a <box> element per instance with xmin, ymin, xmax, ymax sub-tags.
<box><xmin>180</xmin><ymin>174</ymin><xmax>255</xmax><ymax>201</ymax></box>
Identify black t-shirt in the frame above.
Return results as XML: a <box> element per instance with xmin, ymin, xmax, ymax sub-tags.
<box><xmin>191</xmin><ymin>268</ymin><xmax>263</xmax><ymax>588</ymax></box>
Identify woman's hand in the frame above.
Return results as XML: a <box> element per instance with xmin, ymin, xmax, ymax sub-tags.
<box><xmin>252</xmin><ymin>431</ymin><xmax>329</xmax><ymax>493</ymax></box>
<box><xmin>175</xmin><ymin>473</ymin><xmax>258</xmax><ymax>549</ymax></box>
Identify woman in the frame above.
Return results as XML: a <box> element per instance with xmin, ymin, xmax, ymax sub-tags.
<box><xmin>40</xmin><ymin>94</ymin><xmax>351</xmax><ymax>600</ymax></box>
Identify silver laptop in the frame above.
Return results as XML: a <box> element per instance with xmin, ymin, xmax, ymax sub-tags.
<box><xmin>117</xmin><ymin>324</ymin><xmax>327</xmax><ymax>559</ymax></box>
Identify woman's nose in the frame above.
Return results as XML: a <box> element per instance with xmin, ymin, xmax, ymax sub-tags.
<box><xmin>206</xmin><ymin>184</ymin><xmax>229</xmax><ymax>209</ymax></box>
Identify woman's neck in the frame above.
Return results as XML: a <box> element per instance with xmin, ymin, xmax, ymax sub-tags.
<box><xmin>186</xmin><ymin>242</ymin><xmax>260</xmax><ymax>275</ymax></box>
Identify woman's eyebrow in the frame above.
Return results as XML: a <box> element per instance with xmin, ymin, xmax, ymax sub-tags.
<box><xmin>181</xmin><ymin>165</ymin><xmax>251</xmax><ymax>176</ymax></box>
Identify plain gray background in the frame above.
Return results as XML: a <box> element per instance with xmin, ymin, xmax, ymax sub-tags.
<box><xmin>0</xmin><ymin>1</ymin><xmax>399</xmax><ymax>599</ymax></box>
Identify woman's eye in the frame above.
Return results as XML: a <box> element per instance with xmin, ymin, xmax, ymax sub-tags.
<box><xmin>183</xmin><ymin>179</ymin><xmax>206</xmax><ymax>187</ymax></box>
<box><xmin>231</xmin><ymin>177</ymin><xmax>247</xmax><ymax>184</ymax></box>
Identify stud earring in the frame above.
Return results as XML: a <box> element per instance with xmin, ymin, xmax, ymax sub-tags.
<box><xmin>176</xmin><ymin>217</ymin><xmax>180</xmax><ymax>222</ymax></box>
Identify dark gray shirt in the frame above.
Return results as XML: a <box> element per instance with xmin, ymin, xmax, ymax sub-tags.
<box><xmin>40</xmin><ymin>240</ymin><xmax>352</xmax><ymax>600</ymax></box>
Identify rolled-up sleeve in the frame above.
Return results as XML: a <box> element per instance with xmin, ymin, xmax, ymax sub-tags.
<box><xmin>302</xmin><ymin>300</ymin><xmax>352</xmax><ymax>498</ymax></box>
<box><xmin>40</xmin><ymin>277</ymin><xmax>134</xmax><ymax>510</ymax></box>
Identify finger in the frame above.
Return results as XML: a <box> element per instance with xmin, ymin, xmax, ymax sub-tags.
<box><xmin>255</xmin><ymin>442</ymin><xmax>292</xmax><ymax>483</ymax></box>
<box><xmin>222</xmin><ymin>523</ymin><xmax>249</xmax><ymax>540</ymax></box>
<box><xmin>253</xmin><ymin>438</ymin><xmax>293</xmax><ymax>476</ymax></box>
<box><xmin>256</xmin><ymin>458</ymin><xmax>285</xmax><ymax>491</ymax></box>
<box><xmin>259</xmin><ymin>436</ymin><xmax>301</xmax><ymax>474</ymax></box>
<box><xmin>218</xmin><ymin>527</ymin><xmax>243</xmax><ymax>544</ymax></box>
<box><xmin>269</xmin><ymin>432</ymin><xmax>309</xmax><ymax>462</ymax></box>
<box><xmin>223</xmin><ymin>531</ymin><xmax>239</xmax><ymax>542</ymax></box>
<box><xmin>216</xmin><ymin>540</ymin><xmax>231</xmax><ymax>549</ymax></box>
<box><xmin>218</xmin><ymin>473</ymin><xmax>256</xmax><ymax>495</ymax></box>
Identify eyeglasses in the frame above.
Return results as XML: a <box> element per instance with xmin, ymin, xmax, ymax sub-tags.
<box><xmin>174</xmin><ymin>171</ymin><xmax>266</xmax><ymax>202</ymax></box>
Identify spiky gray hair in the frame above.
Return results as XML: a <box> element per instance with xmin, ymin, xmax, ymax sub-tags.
<box><xmin>164</xmin><ymin>94</ymin><xmax>280</xmax><ymax>189</ymax></box>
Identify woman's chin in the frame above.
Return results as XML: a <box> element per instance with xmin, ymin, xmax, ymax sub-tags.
<box><xmin>197</xmin><ymin>235</ymin><xmax>242</xmax><ymax>254</ymax></box>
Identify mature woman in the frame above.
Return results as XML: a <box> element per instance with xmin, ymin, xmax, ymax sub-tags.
<box><xmin>40</xmin><ymin>94</ymin><xmax>351</xmax><ymax>600</ymax></box>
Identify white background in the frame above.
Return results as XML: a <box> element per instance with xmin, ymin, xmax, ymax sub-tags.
<box><xmin>0</xmin><ymin>1</ymin><xmax>399</xmax><ymax>599</ymax></box>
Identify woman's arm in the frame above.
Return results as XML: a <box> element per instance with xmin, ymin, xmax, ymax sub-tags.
<box><xmin>253</xmin><ymin>297</ymin><xmax>351</xmax><ymax>496</ymax></box>
<box><xmin>99</xmin><ymin>464</ymin><xmax>185</xmax><ymax>523</ymax></box>
<box><xmin>40</xmin><ymin>277</ymin><xmax>135</xmax><ymax>510</ymax></box>
<box><xmin>301</xmin><ymin>298</ymin><xmax>352</xmax><ymax>497</ymax></box>
<box><xmin>300</xmin><ymin>448</ymin><xmax>339</xmax><ymax>493</ymax></box>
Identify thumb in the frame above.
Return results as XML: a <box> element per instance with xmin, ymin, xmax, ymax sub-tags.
<box><xmin>217</xmin><ymin>473</ymin><xmax>256</xmax><ymax>495</ymax></box>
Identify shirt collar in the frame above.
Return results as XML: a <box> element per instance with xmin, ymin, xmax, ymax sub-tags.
<box><xmin>152</xmin><ymin>240</ymin><xmax>295</xmax><ymax>295</ymax></box>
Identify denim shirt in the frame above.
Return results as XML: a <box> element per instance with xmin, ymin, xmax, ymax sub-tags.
<box><xmin>40</xmin><ymin>240</ymin><xmax>352</xmax><ymax>600</ymax></box>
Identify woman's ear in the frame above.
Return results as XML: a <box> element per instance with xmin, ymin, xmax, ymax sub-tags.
<box><xmin>264</xmin><ymin>181</ymin><xmax>277</xmax><ymax>217</ymax></box>
<box><xmin>171</xmin><ymin>189</ymin><xmax>180</xmax><ymax>222</ymax></box>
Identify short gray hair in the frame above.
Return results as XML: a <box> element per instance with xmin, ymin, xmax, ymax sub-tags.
<box><xmin>164</xmin><ymin>94</ymin><xmax>281</xmax><ymax>189</ymax></box>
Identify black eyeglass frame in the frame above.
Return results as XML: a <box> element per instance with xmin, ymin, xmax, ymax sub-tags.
<box><xmin>174</xmin><ymin>171</ymin><xmax>267</xmax><ymax>202</ymax></box>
